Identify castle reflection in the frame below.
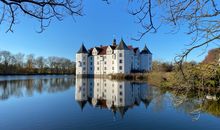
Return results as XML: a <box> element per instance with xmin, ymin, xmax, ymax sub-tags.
<box><xmin>75</xmin><ymin>78</ymin><xmax>154</xmax><ymax>117</ymax></box>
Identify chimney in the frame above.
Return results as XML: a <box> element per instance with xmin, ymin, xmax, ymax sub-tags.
<box><xmin>112</xmin><ymin>38</ymin><xmax>116</xmax><ymax>46</ymax></box>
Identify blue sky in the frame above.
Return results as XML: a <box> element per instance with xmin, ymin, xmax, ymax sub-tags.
<box><xmin>0</xmin><ymin>0</ymin><xmax>218</xmax><ymax>62</ymax></box>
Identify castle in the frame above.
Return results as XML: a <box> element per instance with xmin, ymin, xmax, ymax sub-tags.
<box><xmin>76</xmin><ymin>39</ymin><xmax>152</xmax><ymax>77</ymax></box>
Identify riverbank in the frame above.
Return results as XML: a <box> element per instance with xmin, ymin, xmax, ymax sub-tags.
<box><xmin>109</xmin><ymin>71</ymin><xmax>220</xmax><ymax>93</ymax></box>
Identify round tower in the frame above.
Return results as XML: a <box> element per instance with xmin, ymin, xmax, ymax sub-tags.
<box><xmin>76</xmin><ymin>43</ymin><xmax>88</xmax><ymax>77</ymax></box>
<box><xmin>140</xmin><ymin>44</ymin><xmax>152</xmax><ymax>72</ymax></box>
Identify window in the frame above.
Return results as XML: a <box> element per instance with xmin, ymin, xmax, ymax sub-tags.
<box><xmin>119</xmin><ymin>85</ymin><xmax>122</xmax><ymax>89</ymax></box>
<box><xmin>119</xmin><ymin>59</ymin><xmax>123</xmax><ymax>63</ymax></box>
<box><xmin>112</xmin><ymin>67</ymin><xmax>114</xmax><ymax>70</ymax></box>
<box><xmin>78</xmin><ymin>61</ymin><xmax>82</xmax><ymax>67</ymax></box>
<box><xmin>83</xmin><ymin>67</ymin><xmax>86</xmax><ymax>70</ymax></box>
<box><xmin>119</xmin><ymin>53</ymin><xmax>122</xmax><ymax>57</ymax></box>
<box><xmin>83</xmin><ymin>56</ymin><xmax>85</xmax><ymax>60</ymax></box>
<box><xmin>120</xmin><ymin>92</ymin><xmax>123</xmax><ymax>95</ymax></box>
<box><xmin>104</xmin><ymin>67</ymin><xmax>107</xmax><ymax>70</ymax></box>
<box><xmin>119</xmin><ymin>66</ymin><xmax>122</xmax><ymax>70</ymax></box>
<box><xmin>97</xmin><ymin>67</ymin><xmax>99</xmax><ymax>70</ymax></box>
<box><xmin>83</xmin><ymin>62</ymin><xmax>86</xmax><ymax>65</ymax></box>
<box><xmin>90</xmin><ymin>57</ymin><xmax>93</xmax><ymax>60</ymax></box>
<box><xmin>120</xmin><ymin>98</ymin><xmax>123</xmax><ymax>102</ymax></box>
<box><xmin>97</xmin><ymin>62</ymin><xmax>99</xmax><ymax>65</ymax></box>
<box><xmin>112</xmin><ymin>54</ymin><xmax>116</xmax><ymax>59</ymax></box>
<box><xmin>104</xmin><ymin>61</ymin><xmax>107</xmax><ymax>64</ymax></box>
<box><xmin>90</xmin><ymin>67</ymin><xmax>92</xmax><ymax>71</ymax></box>
<box><xmin>112</xmin><ymin>61</ymin><xmax>114</xmax><ymax>64</ymax></box>
<box><xmin>90</xmin><ymin>62</ymin><xmax>92</xmax><ymax>65</ymax></box>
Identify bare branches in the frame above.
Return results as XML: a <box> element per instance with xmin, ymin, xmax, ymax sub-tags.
<box><xmin>128</xmin><ymin>0</ymin><xmax>157</xmax><ymax>41</ymax></box>
<box><xmin>128</xmin><ymin>0</ymin><xmax>220</xmax><ymax>69</ymax></box>
<box><xmin>0</xmin><ymin>0</ymin><xmax>83</xmax><ymax>32</ymax></box>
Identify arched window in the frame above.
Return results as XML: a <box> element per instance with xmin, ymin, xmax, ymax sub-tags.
<box><xmin>78</xmin><ymin>61</ymin><xmax>82</xmax><ymax>67</ymax></box>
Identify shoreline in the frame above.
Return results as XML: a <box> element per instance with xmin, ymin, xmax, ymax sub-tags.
<box><xmin>0</xmin><ymin>73</ymin><xmax>75</xmax><ymax>76</ymax></box>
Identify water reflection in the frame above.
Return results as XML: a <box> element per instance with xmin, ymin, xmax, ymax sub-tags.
<box><xmin>170</xmin><ymin>90</ymin><xmax>220</xmax><ymax>120</ymax></box>
<box><xmin>75</xmin><ymin>78</ymin><xmax>155</xmax><ymax>117</ymax></box>
<box><xmin>0</xmin><ymin>75</ymin><xmax>75</xmax><ymax>100</ymax></box>
<box><xmin>75</xmin><ymin>78</ymin><xmax>220</xmax><ymax>121</ymax></box>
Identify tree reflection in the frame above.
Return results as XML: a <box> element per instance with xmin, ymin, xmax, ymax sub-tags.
<box><xmin>0</xmin><ymin>76</ymin><xmax>75</xmax><ymax>100</ymax></box>
<box><xmin>170</xmin><ymin>90</ymin><xmax>220</xmax><ymax>121</ymax></box>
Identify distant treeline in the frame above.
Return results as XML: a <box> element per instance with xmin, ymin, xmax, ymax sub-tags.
<box><xmin>0</xmin><ymin>50</ymin><xmax>75</xmax><ymax>75</ymax></box>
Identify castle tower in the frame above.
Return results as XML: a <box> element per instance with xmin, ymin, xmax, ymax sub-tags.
<box><xmin>76</xmin><ymin>43</ymin><xmax>88</xmax><ymax>76</ymax></box>
<box><xmin>140</xmin><ymin>44</ymin><xmax>152</xmax><ymax>72</ymax></box>
<box><xmin>114</xmin><ymin>39</ymin><xmax>131</xmax><ymax>74</ymax></box>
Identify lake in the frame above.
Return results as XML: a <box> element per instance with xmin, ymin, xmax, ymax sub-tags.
<box><xmin>0</xmin><ymin>75</ymin><xmax>219</xmax><ymax>130</ymax></box>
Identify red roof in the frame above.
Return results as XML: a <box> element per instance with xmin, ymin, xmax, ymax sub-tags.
<box><xmin>88</xmin><ymin>45</ymin><xmax>139</xmax><ymax>55</ymax></box>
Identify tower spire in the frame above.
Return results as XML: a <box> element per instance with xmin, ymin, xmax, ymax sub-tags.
<box><xmin>77</xmin><ymin>43</ymin><xmax>88</xmax><ymax>53</ymax></box>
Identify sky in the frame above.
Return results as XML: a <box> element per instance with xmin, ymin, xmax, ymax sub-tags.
<box><xmin>0</xmin><ymin>0</ymin><xmax>218</xmax><ymax>62</ymax></box>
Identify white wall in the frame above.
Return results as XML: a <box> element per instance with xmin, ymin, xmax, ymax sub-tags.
<box><xmin>76</xmin><ymin>53</ymin><xmax>88</xmax><ymax>75</ymax></box>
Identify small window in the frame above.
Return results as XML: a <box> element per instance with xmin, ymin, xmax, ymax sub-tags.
<box><xmin>112</xmin><ymin>67</ymin><xmax>114</xmax><ymax>70</ymax></box>
<box><xmin>90</xmin><ymin>62</ymin><xmax>92</xmax><ymax>65</ymax></box>
<box><xmin>97</xmin><ymin>62</ymin><xmax>99</xmax><ymax>65</ymax></box>
<box><xmin>78</xmin><ymin>61</ymin><xmax>82</xmax><ymax>67</ymax></box>
<box><xmin>90</xmin><ymin>67</ymin><xmax>92</xmax><ymax>71</ymax></box>
<box><xmin>112</xmin><ymin>61</ymin><xmax>114</xmax><ymax>64</ymax></box>
<box><xmin>104</xmin><ymin>61</ymin><xmax>107</xmax><ymax>64</ymax></box>
<box><xmin>119</xmin><ymin>85</ymin><xmax>122</xmax><ymax>89</ymax></box>
<box><xmin>83</xmin><ymin>56</ymin><xmax>85</xmax><ymax>60</ymax></box>
<box><xmin>119</xmin><ymin>60</ymin><xmax>122</xmax><ymax>63</ymax></box>
<box><xmin>83</xmin><ymin>67</ymin><xmax>86</xmax><ymax>70</ymax></box>
<box><xmin>119</xmin><ymin>66</ymin><xmax>122</xmax><ymax>70</ymax></box>
<box><xmin>104</xmin><ymin>67</ymin><xmax>107</xmax><ymax>70</ymax></box>
<box><xmin>97</xmin><ymin>67</ymin><xmax>99</xmax><ymax>70</ymax></box>
<box><xmin>120</xmin><ymin>98</ymin><xmax>123</xmax><ymax>102</ymax></box>
<box><xmin>119</xmin><ymin>53</ymin><xmax>122</xmax><ymax>57</ymax></box>
<box><xmin>120</xmin><ymin>92</ymin><xmax>122</xmax><ymax>95</ymax></box>
<box><xmin>83</xmin><ymin>62</ymin><xmax>86</xmax><ymax>65</ymax></box>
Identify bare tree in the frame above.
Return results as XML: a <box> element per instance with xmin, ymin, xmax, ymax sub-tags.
<box><xmin>0</xmin><ymin>0</ymin><xmax>83</xmax><ymax>32</ymax></box>
<box><xmin>26</xmin><ymin>54</ymin><xmax>35</xmax><ymax>73</ymax></box>
<box><xmin>126</xmin><ymin>0</ymin><xmax>220</xmax><ymax>75</ymax></box>
<box><xmin>35</xmin><ymin>56</ymin><xmax>45</xmax><ymax>73</ymax></box>
<box><xmin>0</xmin><ymin>50</ymin><xmax>14</xmax><ymax>72</ymax></box>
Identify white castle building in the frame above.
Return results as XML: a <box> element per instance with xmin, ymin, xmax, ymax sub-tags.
<box><xmin>76</xmin><ymin>39</ymin><xmax>152</xmax><ymax>77</ymax></box>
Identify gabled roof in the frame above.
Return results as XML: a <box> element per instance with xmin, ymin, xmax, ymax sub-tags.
<box><xmin>115</xmin><ymin>39</ymin><xmax>129</xmax><ymax>50</ymax></box>
<box><xmin>140</xmin><ymin>44</ymin><xmax>152</xmax><ymax>54</ymax></box>
<box><xmin>77</xmin><ymin>44</ymin><xmax>88</xmax><ymax>53</ymax></box>
<box><xmin>98</xmin><ymin>46</ymin><xmax>108</xmax><ymax>55</ymax></box>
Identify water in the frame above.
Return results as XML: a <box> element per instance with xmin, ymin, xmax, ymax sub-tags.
<box><xmin>0</xmin><ymin>75</ymin><xmax>219</xmax><ymax>130</ymax></box>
